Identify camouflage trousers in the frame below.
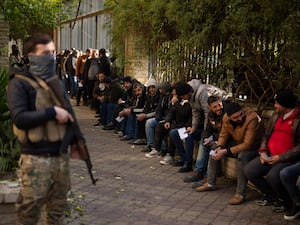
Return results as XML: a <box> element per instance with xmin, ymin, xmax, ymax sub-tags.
<box><xmin>15</xmin><ymin>153</ymin><xmax>70</xmax><ymax>225</ymax></box>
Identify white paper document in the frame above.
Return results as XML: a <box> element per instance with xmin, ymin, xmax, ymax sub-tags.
<box><xmin>115</xmin><ymin>116</ymin><xmax>125</xmax><ymax>122</ymax></box>
<box><xmin>209</xmin><ymin>150</ymin><xmax>217</xmax><ymax>156</ymax></box>
<box><xmin>259</xmin><ymin>152</ymin><xmax>271</xmax><ymax>161</ymax></box>
<box><xmin>203</xmin><ymin>135</ymin><xmax>213</xmax><ymax>145</ymax></box>
<box><xmin>177</xmin><ymin>127</ymin><xmax>188</xmax><ymax>140</ymax></box>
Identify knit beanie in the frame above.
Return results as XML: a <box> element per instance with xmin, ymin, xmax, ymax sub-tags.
<box><xmin>174</xmin><ymin>82</ymin><xmax>192</xmax><ymax>96</ymax></box>
<box><xmin>158</xmin><ymin>81</ymin><xmax>172</xmax><ymax>93</ymax></box>
<box><xmin>274</xmin><ymin>89</ymin><xmax>297</xmax><ymax>108</ymax></box>
<box><xmin>225</xmin><ymin>102</ymin><xmax>242</xmax><ymax>116</ymax></box>
<box><xmin>102</xmin><ymin>76</ymin><xmax>111</xmax><ymax>84</ymax></box>
<box><xmin>123</xmin><ymin>76</ymin><xmax>132</xmax><ymax>83</ymax></box>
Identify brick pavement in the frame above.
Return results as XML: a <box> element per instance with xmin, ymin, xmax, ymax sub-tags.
<box><xmin>67</xmin><ymin>103</ymin><xmax>300</xmax><ymax>225</ymax></box>
<box><xmin>1</xmin><ymin>101</ymin><xmax>300</xmax><ymax>225</ymax></box>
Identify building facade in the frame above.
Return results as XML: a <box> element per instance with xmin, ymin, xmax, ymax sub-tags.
<box><xmin>56</xmin><ymin>0</ymin><xmax>150</xmax><ymax>84</ymax></box>
<box><xmin>0</xmin><ymin>14</ymin><xmax>9</xmax><ymax>67</ymax></box>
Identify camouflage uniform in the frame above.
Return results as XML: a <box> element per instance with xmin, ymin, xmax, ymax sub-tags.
<box><xmin>16</xmin><ymin>154</ymin><xmax>70</xmax><ymax>225</ymax></box>
<box><xmin>7</xmin><ymin>70</ymin><xmax>73</xmax><ymax>225</ymax></box>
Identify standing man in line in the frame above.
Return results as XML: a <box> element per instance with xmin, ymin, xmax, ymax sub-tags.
<box><xmin>7</xmin><ymin>34</ymin><xmax>76</xmax><ymax>225</ymax></box>
<box><xmin>76</xmin><ymin>48</ymin><xmax>91</xmax><ymax>106</ymax></box>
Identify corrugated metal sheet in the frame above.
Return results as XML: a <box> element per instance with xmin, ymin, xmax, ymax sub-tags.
<box><xmin>57</xmin><ymin>0</ymin><xmax>111</xmax><ymax>53</ymax></box>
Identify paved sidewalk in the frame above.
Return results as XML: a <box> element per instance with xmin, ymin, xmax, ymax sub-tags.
<box><xmin>1</xmin><ymin>102</ymin><xmax>300</xmax><ymax>225</ymax></box>
<box><xmin>67</xmin><ymin>103</ymin><xmax>300</xmax><ymax>225</ymax></box>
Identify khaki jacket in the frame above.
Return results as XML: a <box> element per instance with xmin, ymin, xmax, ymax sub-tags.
<box><xmin>218</xmin><ymin>107</ymin><xmax>264</xmax><ymax>154</ymax></box>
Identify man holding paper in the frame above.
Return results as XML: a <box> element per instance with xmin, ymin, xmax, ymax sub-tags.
<box><xmin>184</xmin><ymin>96</ymin><xmax>225</xmax><ymax>184</ymax></box>
<box><xmin>165</xmin><ymin>82</ymin><xmax>194</xmax><ymax>172</ymax></box>
<box><xmin>195</xmin><ymin>102</ymin><xmax>264</xmax><ymax>205</ymax></box>
<box><xmin>244</xmin><ymin>89</ymin><xmax>299</xmax><ymax>214</ymax></box>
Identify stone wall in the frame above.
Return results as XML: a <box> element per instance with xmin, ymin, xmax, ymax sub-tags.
<box><xmin>0</xmin><ymin>15</ymin><xmax>9</xmax><ymax>68</ymax></box>
<box><xmin>124</xmin><ymin>33</ymin><xmax>149</xmax><ymax>84</ymax></box>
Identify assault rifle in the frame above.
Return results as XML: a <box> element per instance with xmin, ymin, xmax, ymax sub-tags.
<box><xmin>46</xmin><ymin>76</ymin><xmax>98</xmax><ymax>185</ymax></box>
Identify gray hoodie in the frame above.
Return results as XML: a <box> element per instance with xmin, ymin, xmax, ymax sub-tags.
<box><xmin>187</xmin><ymin>79</ymin><xmax>230</xmax><ymax>130</ymax></box>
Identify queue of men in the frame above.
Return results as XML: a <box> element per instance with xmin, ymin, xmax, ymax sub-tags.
<box><xmin>93</xmin><ymin>77</ymin><xmax>299</xmax><ymax>220</ymax></box>
<box><xmin>57</xmin><ymin>47</ymin><xmax>300</xmax><ymax>221</ymax></box>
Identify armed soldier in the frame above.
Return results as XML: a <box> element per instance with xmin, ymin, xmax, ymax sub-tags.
<box><xmin>7</xmin><ymin>34</ymin><xmax>92</xmax><ymax>225</ymax></box>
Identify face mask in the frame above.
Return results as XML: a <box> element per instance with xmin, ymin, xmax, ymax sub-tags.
<box><xmin>28</xmin><ymin>54</ymin><xmax>56</xmax><ymax>80</ymax></box>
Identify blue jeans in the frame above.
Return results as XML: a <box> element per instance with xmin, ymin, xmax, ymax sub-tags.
<box><xmin>185</xmin><ymin>129</ymin><xmax>202</xmax><ymax>167</ymax></box>
<box><xmin>106</xmin><ymin>103</ymin><xmax>117</xmax><ymax>124</ymax></box>
<box><xmin>169</xmin><ymin>128</ymin><xmax>185</xmax><ymax>162</ymax></box>
<box><xmin>125</xmin><ymin>113</ymin><xmax>137</xmax><ymax>138</ymax></box>
<box><xmin>169</xmin><ymin>128</ymin><xmax>202</xmax><ymax>167</ymax></box>
<box><xmin>70</xmin><ymin>75</ymin><xmax>77</xmax><ymax>97</ymax></box>
<box><xmin>280</xmin><ymin>162</ymin><xmax>300</xmax><ymax>204</ymax></box>
<box><xmin>194</xmin><ymin>139</ymin><xmax>209</xmax><ymax>175</ymax></box>
<box><xmin>145</xmin><ymin>118</ymin><xmax>157</xmax><ymax>147</ymax></box>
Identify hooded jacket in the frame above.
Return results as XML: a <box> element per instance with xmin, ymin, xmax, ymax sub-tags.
<box><xmin>143</xmin><ymin>78</ymin><xmax>160</xmax><ymax>118</ymax></box>
<box><xmin>188</xmin><ymin>79</ymin><xmax>231</xmax><ymax>130</ymax></box>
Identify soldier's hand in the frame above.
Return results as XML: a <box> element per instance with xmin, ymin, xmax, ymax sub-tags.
<box><xmin>54</xmin><ymin>106</ymin><xmax>74</xmax><ymax>123</ymax></box>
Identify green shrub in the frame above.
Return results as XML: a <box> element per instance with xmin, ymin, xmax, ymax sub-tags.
<box><xmin>0</xmin><ymin>67</ymin><xmax>20</xmax><ymax>172</ymax></box>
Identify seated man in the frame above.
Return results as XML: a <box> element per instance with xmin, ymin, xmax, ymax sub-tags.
<box><xmin>195</xmin><ymin>102</ymin><xmax>264</xmax><ymax>205</ymax></box>
<box><xmin>145</xmin><ymin>82</ymin><xmax>173</xmax><ymax>157</ymax></box>
<box><xmin>244</xmin><ymin>89</ymin><xmax>299</xmax><ymax>213</ymax></box>
<box><xmin>134</xmin><ymin>78</ymin><xmax>160</xmax><ymax>146</ymax></box>
<box><xmin>184</xmin><ymin>96</ymin><xmax>225</xmax><ymax>183</ymax></box>
<box><xmin>184</xmin><ymin>79</ymin><xmax>231</xmax><ymax>183</ymax></box>
<box><xmin>281</xmin><ymin>162</ymin><xmax>300</xmax><ymax>220</ymax></box>
<box><xmin>119</xmin><ymin>82</ymin><xmax>146</xmax><ymax>141</ymax></box>
<box><xmin>164</xmin><ymin>82</ymin><xmax>193</xmax><ymax>171</ymax></box>
<box><xmin>100</xmin><ymin>77</ymin><xmax>126</xmax><ymax>130</ymax></box>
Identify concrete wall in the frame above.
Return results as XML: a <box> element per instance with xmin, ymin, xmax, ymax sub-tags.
<box><xmin>124</xmin><ymin>33</ymin><xmax>149</xmax><ymax>84</ymax></box>
<box><xmin>0</xmin><ymin>15</ymin><xmax>9</xmax><ymax>68</ymax></box>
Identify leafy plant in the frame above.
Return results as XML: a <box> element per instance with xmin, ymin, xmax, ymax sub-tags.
<box><xmin>0</xmin><ymin>0</ymin><xmax>78</xmax><ymax>39</ymax></box>
<box><xmin>105</xmin><ymin>0</ymin><xmax>300</xmax><ymax>114</ymax></box>
<box><xmin>0</xmin><ymin>67</ymin><xmax>20</xmax><ymax>172</ymax></box>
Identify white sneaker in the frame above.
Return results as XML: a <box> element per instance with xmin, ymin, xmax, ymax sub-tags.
<box><xmin>145</xmin><ymin>149</ymin><xmax>159</xmax><ymax>158</ymax></box>
<box><xmin>159</xmin><ymin>154</ymin><xmax>173</xmax><ymax>165</ymax></box>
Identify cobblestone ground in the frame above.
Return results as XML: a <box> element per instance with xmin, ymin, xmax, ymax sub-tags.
<box><xmin>1</xmin><ymin>100</ymin><xmax>300</xmax><ymax>225</ymax></box>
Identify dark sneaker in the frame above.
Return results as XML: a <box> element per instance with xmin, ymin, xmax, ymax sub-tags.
<box><xmin>172</xmin><ymin>160</ymin><xmax>184</xmax><ymax>167</ymax></box>
<box><xmin>177</xmin><ymin>166</ymin><xmax>193</xmax><ymax>173</ymax></box>
<box><xmin>272</xmin><ymin>199</ymin><xmax>287</xmax><ymax>213</ymax></box>
<box><xmin>255</xmin><ymin>195</ymin><xmax>275</xmax><ymax>206</ymax></box>
<box><xmin>192</xmin><ymin>177</ymin><xmax>208</xmax><ymax>189</ymax></box>
<box><xmin>141</xmin><ymin>145</ymin><xmax>151</xmax><ymax>152</ymax></box>
<box><xmin>183</xmin><ymin>172</ymin><xmax>204</xmax><ymax>183</ymax></box>
<box><xmin>93</xmin><ymin>122</ymin><xmax>101</xmax><ymax>127</ymax></box>
<box><xmin>120</xmin><ymin>135</ymin><xmax>134</xmax><ymax>141</ymax></box>
<box><xmin>127</xmin><ymin>139</ymin><xmax>136</xmax><ymax>144</ymax></box>
<box><xmin>284</xmin><ymin>205</ymin><xmax>300</xmax><ymax>220</ymax></box>
<box><xmin>133</xmin><ymin>139</ymin><xmax>147</xmax><ymax>145</ymax></box>
<box><xmin>102</xmin><ymin>124</ymin><xmax>115</xmax><ymax>130</ymax></box>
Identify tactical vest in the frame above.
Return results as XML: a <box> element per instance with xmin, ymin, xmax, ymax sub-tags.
<box><xmin>13</xmin><ymin>74</ymin><xmax>66</xmax><ymax>143</ymax></box>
